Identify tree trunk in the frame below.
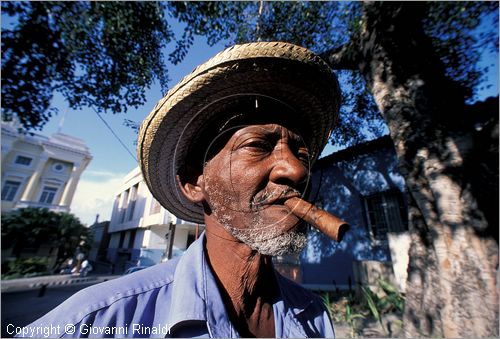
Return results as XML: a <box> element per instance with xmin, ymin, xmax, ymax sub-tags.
<box><xmin>345</xmin><ymin>3</ymin><xmax>498</xmax><ymax>337</ymax></box>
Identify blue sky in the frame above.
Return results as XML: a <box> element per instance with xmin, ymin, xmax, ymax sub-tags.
<box><xmin>37</xmin><ymin>29</ymin><xmax>229</xmax><ymax>225</ymax></box>
<box><xmin>6</xmin><ymin>14</ymin><xmax>499</xmax><ymax>226</ymax></box>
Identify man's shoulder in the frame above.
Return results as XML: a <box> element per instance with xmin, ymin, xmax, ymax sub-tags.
<box><xmin>20</xmin><ymin>259</ymin><xmax>181</xmax><ymax>337</ymax></box>
<box><xmin>85</xmin><ymin>261</ymin><xmax>178</xmax><ymax>301</ymax></box>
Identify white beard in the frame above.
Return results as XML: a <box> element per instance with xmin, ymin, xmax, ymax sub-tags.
<box><xmin>206</xmin><ymin>178</ymin><xmax>308</xmax><ymax>256</ymax></box>
<box><xmin>222</xmin><ymin>222</ymin><xmax>308</xmax><ymax>256</ymax></box>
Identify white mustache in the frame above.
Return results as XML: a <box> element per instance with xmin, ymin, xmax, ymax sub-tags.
<box><xmin>251</xmin><ymin>187</ymin><xmax>301</xmax><ymax>208</ymax></box>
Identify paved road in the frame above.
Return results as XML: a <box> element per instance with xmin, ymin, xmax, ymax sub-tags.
<box><xmin>2</xmin><ymin>282</ymin><xmax>99</xmax><ymax>338</ymax></box>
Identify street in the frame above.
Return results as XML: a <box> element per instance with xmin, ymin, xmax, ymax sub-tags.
<box><xmin>2</xmin><ymin>281</ymin><xmax>100</xmax><ymax>338</ymax></box>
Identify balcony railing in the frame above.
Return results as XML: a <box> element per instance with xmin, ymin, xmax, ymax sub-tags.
<box><xmin>14</xmin><ymin>201</ymin><xmax>70</xmax><ymax>213</ymax></box>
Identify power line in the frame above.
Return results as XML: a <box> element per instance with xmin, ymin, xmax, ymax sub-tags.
<box><xmin>93</xmin><ymin>108</ymin><xmax>138</xmax><ymax>162</ymax></box>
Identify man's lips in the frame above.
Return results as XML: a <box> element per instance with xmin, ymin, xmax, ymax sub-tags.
<box><xmin>251</xmin><ymin>188</ymin><xmax>302</xmax><ymax>209</ymax></box>
<box><xmin>269</xmin><ymin>193</ymin><xmax>302</xmax><ymax>206</ymax></box>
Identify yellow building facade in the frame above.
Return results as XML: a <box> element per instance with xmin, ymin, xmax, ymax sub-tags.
<box><xmin>1</xmin><ymin>121</ymin><xmax>92</xmax><ymax>214</ymax></box>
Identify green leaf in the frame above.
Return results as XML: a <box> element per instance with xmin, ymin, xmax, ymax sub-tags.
<box><xmin>362</xmin><ymin>286</ymin><xmax>381</xmax><ymax>322</ymax></box>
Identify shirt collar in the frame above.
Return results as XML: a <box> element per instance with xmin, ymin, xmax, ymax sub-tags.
<box><xmin>276</xmin><ymin>272</ymin><xmax>315</xmax><ymax>314</ymax></box>
<box><xmin>274</xmin><ymin>272</ymin><xmax>316</xmax><ymax>337</ymax></box>
<box><xmin>167</xmin><ymin>232</ymin><xmax>236</xmax><ymax>337</ymax></box>
<box><xmin>166</xmin><ymin>232</ymin><xmax>317</xmax><ymax>338</ymax></box>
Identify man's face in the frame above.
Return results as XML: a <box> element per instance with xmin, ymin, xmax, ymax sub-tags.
<box><xmin>200</xmin><ymin>123</ymin><xmax>311</xmax><ymax>256</ymax></box>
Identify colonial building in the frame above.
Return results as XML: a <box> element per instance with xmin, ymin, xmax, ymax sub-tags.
<box><xmin>299</xmin><ymin>135</ymin><xmax>410</xmax><ymax>292</ymax></box>
<box><xmin>107</xmin><ymin>167</ymin><xmax>204</xmax><ymax>273</ymax></box>
<box><xmin>1</xmin><ymin>121</ymin><xmax>92</xmax><ymax>214</ymax></box>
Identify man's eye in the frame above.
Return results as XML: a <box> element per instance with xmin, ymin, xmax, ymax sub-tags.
<box><xmin>297</xmin><ymin>149</ymin><xmax>311</xmax><ymax>163</ymax></box>
<box><xmin>246</xmin><ymin>141</ymin><xmax>273</xmax><ymax>152</ymax></box>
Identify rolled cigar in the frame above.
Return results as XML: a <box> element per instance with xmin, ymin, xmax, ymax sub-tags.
<box><xmin>284</xmin><ymin>197</ymin><xmax>350</xmax><ymax>242</ymax></box>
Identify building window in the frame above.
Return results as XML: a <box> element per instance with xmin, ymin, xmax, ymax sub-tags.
<box><xmin>128</xmin><ymin>229</ymin><xmax>137</xmax><ymax>249</ymax></box>
<box><xmin>127</xmin><ymin>200</ymin><xmax>136</xmax><ymax>221</ymax></box>
<box><xmin>149</xmin><ymin>198</ymin><xmax>162</xmax><ymax>215</ymax></box>
<box><xmin>363</xmin><ymin>190</ymin><xmax>408</xmax><ymax>241</ymax></box>
<box><xmin>119</xmin><ymin>208</ymin><xmax>127</xmax><ymax>224</ymax></box>
<box><xmin>39</xmin><ymin>186</ymin><xmax>58</xmax><ymax>204</ymax></box>
<box><xmin>118</xmin><ymin>190</ymin><xmax>129</xmax><ymax>224</ymax></box>
<box><xmin>127</xmin><ymin>184</ymin><xmax>138</xmax><ymax>221</ymax></box>
<box><xmin>118</xmin><ymin>232</ymin><xmax>126</xmax><ymax>248</ymax></box>
<box><xmin>52</xmin><ymin>162</ymin><xmax>65</xmax><ymax>173</ymax></box>
<box><xmin>15</xmin><ymin>155</ymin><xmax>33</xmax><ymax>166</ymax></box>
<box><xmin>2</xmin><ymin>180</ymin><xmax>21</xmax><ymax>201</ymax></box>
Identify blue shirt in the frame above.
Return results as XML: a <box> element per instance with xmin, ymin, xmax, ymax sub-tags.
<box><xmin>18</xmin><ymin>233</ymin><xmax>334</xmax><ymax>338</ymax></box>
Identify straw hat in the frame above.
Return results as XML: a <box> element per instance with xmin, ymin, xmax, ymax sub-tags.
<box><xmin>138</xmin><ymin>41</ymin><xmax>341</xmax><ymax>224</ymax></box>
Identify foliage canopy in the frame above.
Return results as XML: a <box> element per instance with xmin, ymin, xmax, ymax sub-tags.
<box><xmin>1</xmin><ymin>207</ymin><xmax>91</xmax><ymax>262</ymax></box>
<box><xmin>2</xmin><ymin>1</ymin><xmax>172</xmax><ymax>130</ymax></box>
<box><xmin>1</xmin><ymin>1</ymin><xmax>498</xmax><ymax>146</ymax></box>
<box><xmin>167</xmin><ymin>1</ymin><xmax>498</xmax><ymax>146</ymax></box>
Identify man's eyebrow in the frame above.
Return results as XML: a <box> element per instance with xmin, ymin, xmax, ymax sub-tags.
<box><xmin>234</xmin><ymin>125</ymin><xmax>281</xmax><ymax>139</ymax></box>
<box><xmin>234</xmin><ymin>125</ymin><xmax>306</xmax><ymax>144</ymax></box>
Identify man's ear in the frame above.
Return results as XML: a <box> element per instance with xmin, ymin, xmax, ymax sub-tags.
<box><xmin>176</xmin><ymin>165</ymin><xmax>205</xmax><ymax>203</ymax></box>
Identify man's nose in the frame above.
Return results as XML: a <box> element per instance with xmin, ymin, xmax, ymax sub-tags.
<box><xmin>269</xmin><ymin>145</ymin><xmax>308</xmax><ymax>186</ymax></box>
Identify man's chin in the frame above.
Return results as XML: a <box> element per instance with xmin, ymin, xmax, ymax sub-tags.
<box><xmin>230</xmin><ymin>227</ymin><xmax>308</xmax><ymax>256</ymax></box>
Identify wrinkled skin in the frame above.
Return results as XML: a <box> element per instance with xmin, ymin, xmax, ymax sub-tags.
<box><xmin>201</xmin><ymin>123</ymin><xmax>310</xmax><ymax>255</ymax></box>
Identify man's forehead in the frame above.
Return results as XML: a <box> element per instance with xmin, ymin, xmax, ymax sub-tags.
<box><xmin>232</xmin><ymin>123</ymin><xmax>304</xmax><ymax>142</ymax></box>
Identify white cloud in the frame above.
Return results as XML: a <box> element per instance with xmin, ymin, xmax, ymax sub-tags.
<box><xmin>69</xmin><ymin>172</ymin><xmax>126</xmax><ymax>226</ymax></box>
<box><xmin>84</xmin><ymin>170</ymin><xmax>125</xmax><ymax>180</ymax></box>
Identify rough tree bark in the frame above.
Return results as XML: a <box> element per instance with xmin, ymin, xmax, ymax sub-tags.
<box><xmin>324</xmin><ymin>2</ymin><xmax>498</xmax><ymax>337</ymax></box>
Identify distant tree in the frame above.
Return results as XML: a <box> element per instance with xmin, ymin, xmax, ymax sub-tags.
<box><xmin>1</xmin><ymin>207</ymin><xmax>91</xmax><ymax>272</ymax></box>
<box><xmin>164</xmin><ymin>2</ymin><xmax>499</xmax><ymax>337</ymax></box>
<box><xmin>54</xmin><ymin>211</ymin><xmax>93</xmax><ymax>270</ymax></box>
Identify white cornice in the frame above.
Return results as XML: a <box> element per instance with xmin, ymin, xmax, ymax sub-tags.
<box><xmin>2</xmin><ymin>122</ymin><xmax>92</xmax><ymax>158</ymax></box>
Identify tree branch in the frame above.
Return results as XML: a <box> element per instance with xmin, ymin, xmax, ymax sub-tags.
<box><xmin>320</xmin><ymin>42</ymin><xmax>360</xmax><ymax>70</ymax></box>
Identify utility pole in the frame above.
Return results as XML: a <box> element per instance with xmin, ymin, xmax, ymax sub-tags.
<box><xmin>165</xmin><ymin>222</ymin><xmax>176</xmax><ymax>260</ymax></box>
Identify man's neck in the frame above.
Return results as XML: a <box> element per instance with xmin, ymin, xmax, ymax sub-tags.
<box><xmin>204</xmin><ymin>220</ymin><xmax>278</xmax><ymax>337</ymax></box>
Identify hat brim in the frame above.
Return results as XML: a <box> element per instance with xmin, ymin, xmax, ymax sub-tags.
<box><xmin>138</xmin><ymin>42</ymin><xmax>341</xmax><ymax>224</ymax></box>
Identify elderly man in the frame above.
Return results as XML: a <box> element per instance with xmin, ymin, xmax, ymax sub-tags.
<box><xmin>18</xmin><ymin>42</ymin><xmax>343</xmax><ymax>338</ymax></box>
